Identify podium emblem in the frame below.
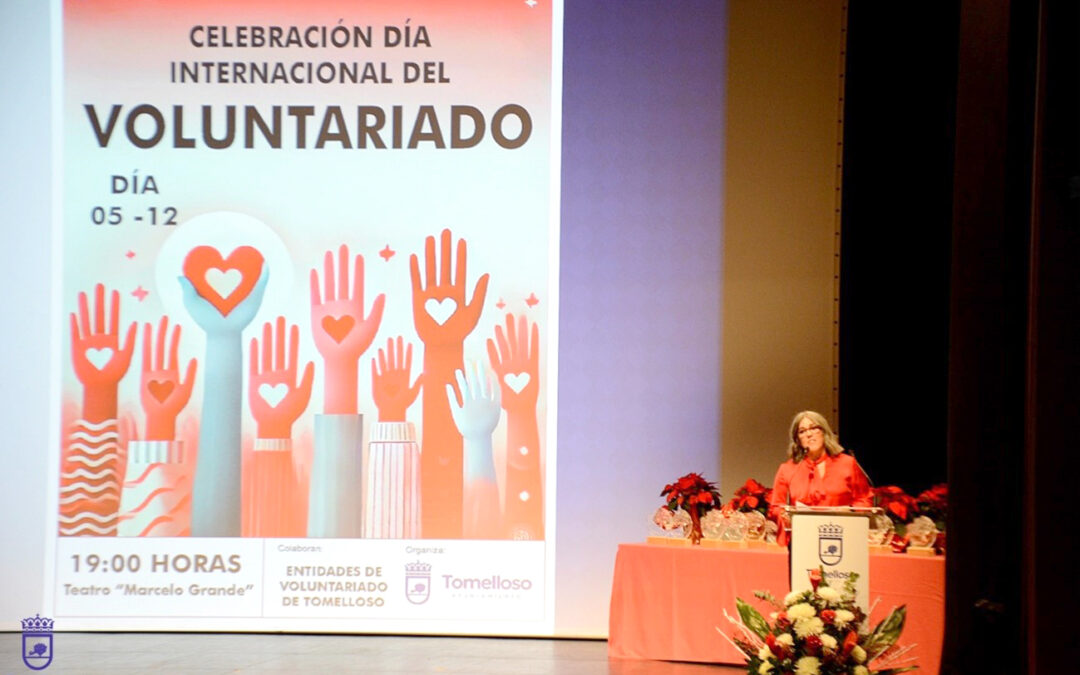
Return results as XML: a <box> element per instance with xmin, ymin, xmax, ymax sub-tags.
<box><xmin>818</xmin><ymin>523</ymin><xmax>844</xmax><ymax>566</ymax></box>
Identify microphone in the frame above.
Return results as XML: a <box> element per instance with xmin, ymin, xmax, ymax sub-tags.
<box><xmin>847</xmin><ymin>449</ymin><xmax>875</xmax><ymax>488</ymax></box>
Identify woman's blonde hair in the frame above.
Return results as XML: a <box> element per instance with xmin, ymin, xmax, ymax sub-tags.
<box><xmin>787</xmin><ymin>410</ymin><xmax>845</xmax><ymax>463</ymax></box>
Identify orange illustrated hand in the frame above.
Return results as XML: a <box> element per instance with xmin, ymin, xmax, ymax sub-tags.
<box><xmin>140</xmin><ymin>316</ymin><xmax>197</xmax><ymax>441</ymax></box>
<box><xmin>310</xmin><ymin>244</ymin><xmax>385</xmax><ymax>415</ymax></box>
<box><xmin>487</xmin><ymin>312</ymin><xmax>544</xmax><ymax>540</ymax></box>
<box><xmin>409</xmin><ymin>228</ymin><xmax>490</xmax><ymax>348</ymax></box>
<box><xmin>410</xmin><ymin>229</ymin><xmax>490</xmax><ymax>539</ymax></box>
<box><xmin>69</xmin><ymin>283</ymin><xmax>138</xmax><ymax>423</ymax></box>
<box><xmin>486</xmin><ymin>313</ymin><xmax>540</xmax><ymax>415</ymax></box>
<box><xmin>371</xmin><ymin>336</ymin><xmax>421</xmax><ymax>423</ymax></box>
<box><xmin>249</xmin><ymin>316</ymin><xmax>315</xmax><ymax>439</ymax></box>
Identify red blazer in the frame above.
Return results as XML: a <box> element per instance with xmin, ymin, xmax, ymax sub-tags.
<box><xmin>768</xmin><ymin>452</ymin><xmax>872</xmax><ymax>521</ymax></box>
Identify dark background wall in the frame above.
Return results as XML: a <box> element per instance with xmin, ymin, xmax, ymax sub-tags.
<box><xmin>839</xmin><ymin>1</ymin><xmax>959</xmax><ymax>494</ymax></box>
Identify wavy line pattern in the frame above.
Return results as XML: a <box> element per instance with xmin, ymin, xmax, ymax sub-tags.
<box><xmin>59</xmin><ymin>419</ymin><xmax>121</xmax><ymax>536</ymax></box>
<box><xmin>118</xmin><ymin>441</ymin><xmax>191</xmax><ymax>537</ymax></box>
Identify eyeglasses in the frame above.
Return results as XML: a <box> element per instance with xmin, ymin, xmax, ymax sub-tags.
<box><xmin>797</xmin><ymin>425</ymin><xmax>823</xmax><ymax>437</ymax></box>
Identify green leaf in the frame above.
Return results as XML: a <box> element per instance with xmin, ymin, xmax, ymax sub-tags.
<box><xmin>735</xmin><ymin>597</ymin><xmax>771</xmax><ymax>640</ymax></box>
<box><xmin>877</xmin><ymin>667</ymin><xmax>919</xmax><ymax>674</ymax></box>
<box><xmin>753</xmin><ymin>589</ymin><xmax>780</xmax><ymax>609</ymax></box>
<box><xmin>863</xmin><ymin>605</ymin><xmax>908</xmax><ymax>659</ymax></box>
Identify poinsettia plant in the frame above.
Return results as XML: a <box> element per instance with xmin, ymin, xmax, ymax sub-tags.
<box><xmin>872</xmin><ymin>486</ymin><xmax>919</xmax><ymax>527</ymax></box>
<box><xmin>719</xmin><ymin>569</ymin><xmax>917</xmax><ymax>675</ymax></box>
<box><xmin>660</xmin><ymin>472</ymin><xmax>722</xmax><ymax>544</ymax></box>
<box><xmin>914</xmin><ymin>484</ymin><xmax>947</xmax><ymax>528</ymax></box>
<box><xmin>726</xmin><ymin>478</ymin><xmax>772</xmax><ymax>518</ymax></box>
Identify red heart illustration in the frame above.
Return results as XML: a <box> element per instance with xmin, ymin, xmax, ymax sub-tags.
<box><xmin>322</xmin><ymin>315</ymin><xmax>355</xmax><ymax>343</ymax></box>
<box><xmin>182</xmin><ymin>245</ymin><xmax>265</xmax><ymax>317</ymax></box>
<box><xmin>148</xmin><ymin>379</ymin><xmax>175</xmax><ymax>403</ymax></box>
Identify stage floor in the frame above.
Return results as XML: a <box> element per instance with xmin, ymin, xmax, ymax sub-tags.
<box><xmin>2</xmin><ymin>633</ymin><xmax>744</xmax><ymax>674</ymax></box>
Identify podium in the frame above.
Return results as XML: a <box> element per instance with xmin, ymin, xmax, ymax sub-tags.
<box><xmin>787</xmin><ymin>506</ymin><xmax>880</xmax><ymax>614</ymax></box>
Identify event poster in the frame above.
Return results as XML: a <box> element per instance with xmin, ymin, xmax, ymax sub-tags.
<box><xmin>47</xmin><ymin>0</ymin><xmax>560</xmax><ymax>634</ymax></box>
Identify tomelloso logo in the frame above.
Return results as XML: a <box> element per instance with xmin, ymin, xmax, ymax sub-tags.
<box><xmin>405</xmin><ymin>561</ymin><xmax>432</xmax><ymax>605</ymax></box>
<box><xmin>21</xmin><ymin>614</ymin><xmax>54</xmax><ymax>670</ymax></box>
<box><xmin>441</xmin><ymin>574</ymin><xmax>533</xmax><ymax>592</ymax></box>
<box><xmin>818</xmin><ymin>522</ymin><xmax>844</xmax><ymax>566</ymax></box>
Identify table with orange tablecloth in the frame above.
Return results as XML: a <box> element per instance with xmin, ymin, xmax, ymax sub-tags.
<box><xmin>608</xmin><ymin>543</ymin><xmax>944</xmax><ymax>674</ymax></box>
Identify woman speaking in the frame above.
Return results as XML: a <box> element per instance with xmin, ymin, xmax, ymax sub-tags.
<box><xmin>768</xmin><ymin>410</ymin><xmax>871</xmax><ymax>524</ymax></box>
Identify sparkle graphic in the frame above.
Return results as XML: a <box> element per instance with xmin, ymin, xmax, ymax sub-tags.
<box><xmin>132</xmin><ymin>286</ymin><xmax>149</xmax><ymax>302</ymax></box>
<box><xmin>496</xmin><ymin>298</ymin><xmax>506</xmax><ymax>309</ymax></box>
<box><xmin>379</xmin><ymin>245</ymin><xmax>395</xmax><ymax>261</ymax></box>
<box><xmin>525</xmin><ymin>292</ymin><xmax>539</xmax><ymax>308</ymax></box>
<box><xmin>125</xmin><ymin>251</ymin><xmax>135</xmax><ymax>259</ymax></box>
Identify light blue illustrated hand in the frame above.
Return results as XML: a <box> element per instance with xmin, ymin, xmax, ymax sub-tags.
<box><xmin>179</xmin><ymin>266</ymin><xmax>269</xmax><ymax>537</ymax></box>
<box><xmin>447</xmin><ymin>361</ymin><xmax>502</xmax><ymax>538</ymax></box>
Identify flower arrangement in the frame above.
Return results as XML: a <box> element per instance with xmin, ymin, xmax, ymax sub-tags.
<box><xmin>914</xmin><ymin>484</ymin><xmax>947</xmax><ymax>528</ymax></box>
<box><xmin>872</xmin><ymin>486</ymin><xmax>919</xmax><ymax>527</ymax></box>
<box><xmin>726</xmin><ymin>478</ymin><xmax>773</xmax><ymax>518</ymax></box>
<box><xmin>873</xmin><ymin>484</ymin><xmax>948</xmax><ymax>554</ymax></box>
<box><xmin>660</xmin><ymin>472</ymin><xmax>722</xmax><ymax>544</ymax></box>
<box><xmin>719</xmin><ymin>570</ymin><xmax>917</xmax><ymax>675</ymax></box>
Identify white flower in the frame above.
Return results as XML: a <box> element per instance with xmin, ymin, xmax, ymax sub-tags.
<box><xmin>852</xmin><ymin>666</ymin><xmax>869</xmax><ymax>675</ymax></box>
<box><xmin>833</xmin><ymin>609</ymin><xmax>856</xmax><ymax>628</ymax></box>
<box><xmin>787</xmin><ymin>603</ymin><xmax>816</xmax><ymax>620</ymax></box>
<box><xmin>758</xmin><ymin>660</ymin><xmax>774</xmax><ymax>675</ymax></box>
<box><xmin>793</xmin><ymin>617</ymin><xmax>825</xmax><ymax>638</ymax></box>
<box><xmin>769</xmin><ymin>612</ymin><xmax>779</xmax><ymax>620</ymax></box>
<box><xmin>851</xmin><ymin>645</ymin><xmax>867</xmax><ymax>663</ymax></box>
<box><xmin>819</xmin><ymin>634</ymin><xmax>837</xmax><ymax>652</ymax></box>
<box><xmin>758</xmin><ymin>644</ymin><xmax>772</xmax><ymax>661</ymax></box>
<box><xmin>816</xmin><ymin>586</ymin><xmax>841</xmax><ymax>604</ymax></box>
<box><xmin>794</xmin><ymin>655</ymin><xmax>821</xmax><ymax>675</ymax></box>
<box><xmin>784</xmin><ymin>590</ymin><xmax>806</xmax><ymax>606</ymax></box>
<box><xmin>776</xmin><ymin>633</ymin><xmax>794</xmax><ymax>647</ymax></box>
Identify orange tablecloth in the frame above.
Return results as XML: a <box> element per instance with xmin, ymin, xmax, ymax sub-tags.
<box><xmin>608</xmin><ymin>543</ymin><xmax>944</xmax><ymax>674</ymax></box>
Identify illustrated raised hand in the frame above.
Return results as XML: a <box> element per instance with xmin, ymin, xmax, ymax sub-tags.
<box><xmin>447</xmin><ymin>361</ymin><xmax>502</xmax><ymax>442</ymax></box>
<box><xmin>371</xmin><ymin>336</ymin><xmax>421</xmax><ymax>422</ymax></box>
<box><xmin>179</xmin><ymin>266</ymin><xmax>269</xmax><ymax>336</ymax></box>
<box><xmin>69</xmin><ymin>283</ymin><xmax>138</xmax><ymax>423</ymax></box>
<box><xmin>140</xmin><ymin>316</ymin><xmax>197</xmax><ymax>441</ymax></box>
<box><xmin>486</xmin><ymin>313</ymin><xmax>540</xmax><ymax>414</ymax></box>
<box><xmin>410</xmin><ymin>228</ymin><xmax>489</xmax><ymax>347</ymax></box>
<box><xmin>487</xmin><ymin>313</ymin><xmax>544</xmax><ymax>540</ymax></box>
<box><xmin>448</xmin><ymin>360</ymin><xmax>502</xmax><ymax>539</ymax></box>
<box><xmin>249</xmin><ymin>316</ymin><xmax>315</xmax><ymax>439</ymax></box>
<box><xmin>310</xmin><ymin>244</ymin><xmax>385</xmax><ymax>414</ymax></box>
<box><xmin>411</xmin><ymin>228</ymin><xmax>491</xmax><ymax>538</ymax></box>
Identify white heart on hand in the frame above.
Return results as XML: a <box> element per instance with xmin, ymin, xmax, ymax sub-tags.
<box><xmin>503</xmin><ymin>372</ymin><xmax>531</xmax><ymax>394</ymax></box>
<box><xmin>206</xmin><ymin>267</ymin><xmax>242</xmax><ymax>299</ymax></box>
<box><xmin>258</xmin><ymin>383</ymin><xmax>289</xmax><ymax>408</ymax></box>
<box><xmin>85</xmin><ymin>347</ymin><xmax>114</xmax><ymax>370</ymax></box>
<box><xmin>424</xmin><ymin>298</ymin><xmax>458</xmax><ymax>326</ymax></box>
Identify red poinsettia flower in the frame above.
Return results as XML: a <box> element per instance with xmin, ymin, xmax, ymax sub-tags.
<box><xmin>874</xmin><ymin>485</ymin><xmax>919</xmax><ymax>524</ymax></box>
<box><xmin>917</xmin><ymin>483</ymin><xmax>948</xmax><ymax>523</ymax></box>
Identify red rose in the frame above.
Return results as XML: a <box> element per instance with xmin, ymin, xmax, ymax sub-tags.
<box><xmin>804</xmin><ymin>635</ymin><xmax>823</xmax><ymax>656</ymax></box>
<box><xmin>820</xmin><ymin>609</ymin><xmax>836</xmax><ymax>624</ymax></box>
<box><xmin>841</xmin><ymin>630</ymin><xmax>858</xmax><ymax>657</ymax></box>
